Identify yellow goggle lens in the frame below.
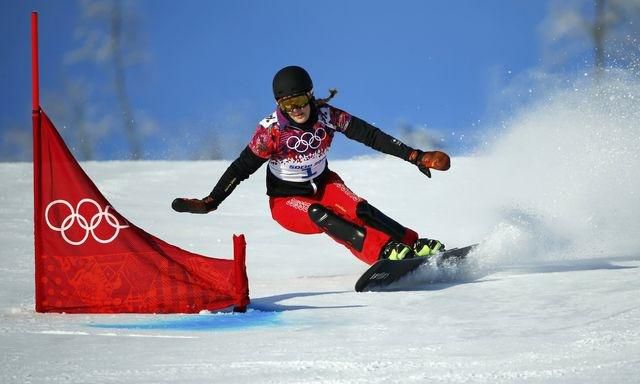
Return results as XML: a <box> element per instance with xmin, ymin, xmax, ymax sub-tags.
<box><xmin>278</xmin><ymin>94</ymin><xmax>311</xmax><ymax>112</ymax></box>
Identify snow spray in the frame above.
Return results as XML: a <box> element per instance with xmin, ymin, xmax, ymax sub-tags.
<box><xmin>472</xmin><ymin>70</ymin><xmax>640</xmax><ymax>267</ymax></box>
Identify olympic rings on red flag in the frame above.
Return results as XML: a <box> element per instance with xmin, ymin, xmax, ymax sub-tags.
<box><xmin>45</xmin><ymin>199</ymin><xmax>129</xmax><ymax>246</ymax></box>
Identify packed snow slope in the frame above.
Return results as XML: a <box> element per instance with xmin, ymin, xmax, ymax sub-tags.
<box><xmin>1</xmin><ymin>78</ymin><xmax>640</xmax><ymax>383</ymax></box>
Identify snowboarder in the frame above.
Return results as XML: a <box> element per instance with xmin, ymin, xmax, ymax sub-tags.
<box><xmin>172</xmin><ymin>66</ymin><xmax>451</xmax><ymax>265</ymax></box>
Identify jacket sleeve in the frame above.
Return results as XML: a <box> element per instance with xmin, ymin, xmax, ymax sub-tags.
<box><xmin>208</xmin><ymin>146</ymin><xmax>268</xmax><ymax>208</ymax></box>
<box><xmin>343</xmin><ymin>116</ymin><xmax>414</xmax><ymax>161</ymax></box>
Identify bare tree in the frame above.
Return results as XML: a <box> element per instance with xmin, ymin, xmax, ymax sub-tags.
<box><xmin>397</xmin><ymin>122</ymin><xmax>449</xmax><ymax>152</ymax></box>
<box><xmin>67</xmin><ymin>80</ymin><xmax>94</xmax><ymax>160</ymax></box>
<box><xmin>593</xmin><ymin>0</ymin><xmax>607</xmax><ymax>76</ymax></box>
<box><xmin>540</xmin><ymin>0</ymin><xmax>640</xmax><ymax>78</ymax></box>
<box><xmin>110</xmin><ymin>0</ymin><xmax>141</xmax><ymax>159</ymax></box>
<box><xmin>66</xmin><ymin>0</ymin><xmax>145</xmax><ymax>159</ymax></box>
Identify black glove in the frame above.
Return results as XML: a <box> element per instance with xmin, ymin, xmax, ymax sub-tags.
<box><xmin>171</xmin><ymin>196</ymin><xmax>217</xmax><ymax>214</ymax></box>
<box><xmin>407</xmin><ymin>150</ymin><xmax>451</xmax><ymax>178</ymax></box>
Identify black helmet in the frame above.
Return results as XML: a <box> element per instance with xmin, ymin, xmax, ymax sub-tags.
<box><xmin>272</xmin><ymin>66</ymin><xmax>313</xmax><ymax>100</ymax></box>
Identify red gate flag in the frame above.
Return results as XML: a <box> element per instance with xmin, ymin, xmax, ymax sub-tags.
<box><xmin>31</xmin><ymin>12</ymin><xmax>249</xmax><ymax>313</ymax></box>
<box><xmin>34</xmin><ymin>111</ymin><xmax>249</xmax><ymax>313</ymax></box>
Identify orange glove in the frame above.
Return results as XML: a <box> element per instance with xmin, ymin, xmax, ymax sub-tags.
<box><xmin>407</xmin><ymin>150</ymin><xmax>451</xmax><ymax>178</ymax></box>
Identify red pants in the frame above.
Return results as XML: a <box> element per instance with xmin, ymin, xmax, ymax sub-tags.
<box><xmin>269</xmin><ymin>172</ymin><xmax>418</xmax><ymax>265</ymax></box>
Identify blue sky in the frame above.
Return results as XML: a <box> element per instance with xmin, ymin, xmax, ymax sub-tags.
<box><xmin>1</xmin><ymin>0</ymin><xmax>590</xmax><ymax>160</ymax></box>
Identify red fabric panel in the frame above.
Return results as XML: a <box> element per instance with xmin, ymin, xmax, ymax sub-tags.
<box><xmin>34</xmin><ymin>111</ymin><xmax>249</xmax><ymax>313</ymax></box>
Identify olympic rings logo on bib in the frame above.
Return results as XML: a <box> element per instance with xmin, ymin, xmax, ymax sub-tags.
<box><xmin>286</xmin><ymin>128</ymin><xmax>327</xmax><ymax>153</ymax></box>
<box><xmin>45</xmin><ymin>199</ymin><xmax>129</xmax><ymax>246</ymax></box>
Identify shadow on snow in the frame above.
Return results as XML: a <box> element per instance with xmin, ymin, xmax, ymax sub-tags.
<box><xmin>87</xmin><ymin>291</ymin><xmax>360</xmax><ymax>331</ymax></box>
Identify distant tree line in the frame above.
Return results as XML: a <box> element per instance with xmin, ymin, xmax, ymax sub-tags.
<box><xmin>2</xmin><ymin>0</ymin><xmax>639</xmax><ymax>162</ymax></box>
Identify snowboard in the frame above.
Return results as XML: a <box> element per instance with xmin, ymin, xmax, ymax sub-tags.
<box><xmin>355</xmin><ymin>244</ymin><xmax>477</xmax><ymax>292</ymax></box>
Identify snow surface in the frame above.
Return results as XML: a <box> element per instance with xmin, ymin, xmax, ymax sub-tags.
<box><xmin>2</xmin><ymin>80</ymin><xmax>640</xmax><ymax>383</ymax></box>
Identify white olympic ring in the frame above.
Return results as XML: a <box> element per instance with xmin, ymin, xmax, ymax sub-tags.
<box><xmin>45</xmin><ymin>198</ymin><xmax>129</xmax><ymax>246</ymax></box>
<box><xmin>286</xmin><ymin>128</ymin><xmax>327</xmax><ymax>153</ymax></box>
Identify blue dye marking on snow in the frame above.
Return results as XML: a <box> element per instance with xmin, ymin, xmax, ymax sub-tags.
<box><xmin>88</xmin><ymin>309</ymin><xmax>281</xmax><ymax>331</ymax></box>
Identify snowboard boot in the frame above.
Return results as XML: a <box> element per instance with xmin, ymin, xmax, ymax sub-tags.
<box><xmin>413</xmin><ymin>238</ymin><xmax>445</xmax><ymax>257</ymax></box>
<box><xmin>379</xmin><ymin>240</ymin><xmax>416</xmax><ymax>261</ymax></box>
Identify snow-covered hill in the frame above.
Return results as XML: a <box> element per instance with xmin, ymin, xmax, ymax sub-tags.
<box><xmin>1</xmin><ymin>80</ymin><xmax>639</xmax><ymax>382</ymax></box>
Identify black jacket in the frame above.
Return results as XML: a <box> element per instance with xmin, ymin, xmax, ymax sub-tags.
<box><xmin>207</xmin><ymin>108</ymin><xmax>414</xmax><ymax>209</ymax></box>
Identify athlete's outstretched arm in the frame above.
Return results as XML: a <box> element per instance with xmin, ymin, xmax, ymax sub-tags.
<box><xmin>344</xmin><ymin>116</ymin><xmax>450</xmax><ymax>178</ymax></box>
<box><xmin>172</xmin><ymin>147</ymin><xmax>267</xmax><ymax>214</ymax></box>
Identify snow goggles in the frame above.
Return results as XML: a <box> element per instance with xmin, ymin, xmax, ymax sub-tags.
<box><xmin>278</xmin><ymin>93</ymin><xmax>311</xmax><ymax>112</ymax></box>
